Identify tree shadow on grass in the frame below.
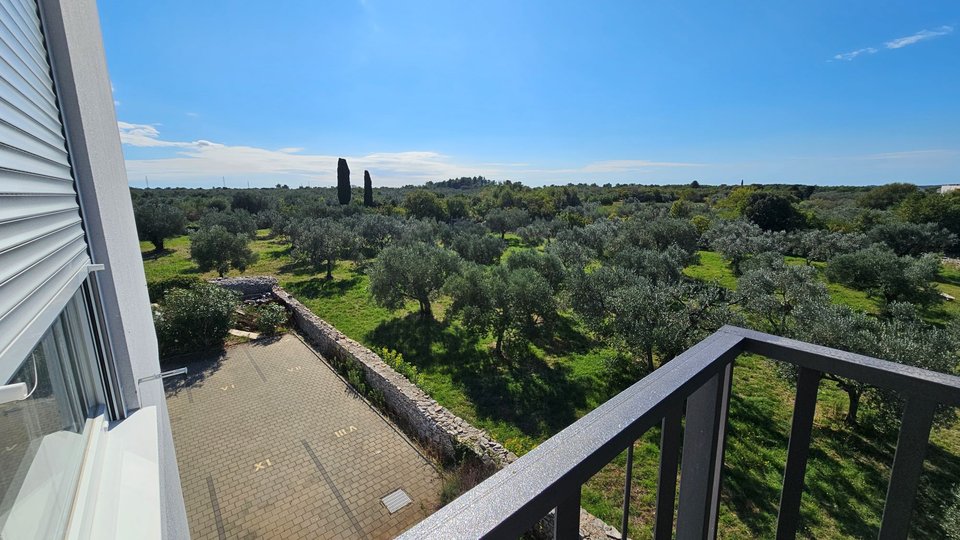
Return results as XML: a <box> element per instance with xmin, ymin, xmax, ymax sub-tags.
<box><xmin>721</xmin><ymin>392</ymin><xmax>790</xmax><ymax>536</ymax></box>
<box><xmin>278</xmin><ymin>258</ymin><xmax>316</xmax><ymax>276</ymax></box>
<box><xmin>914</xmin><ymin>438</ymin><xmax>960</xmax><ymax>539</ymax></box>
<box><xmin>530</xmin><ymin>314</ymin><xmax>596</xmax><ymax>356</ymax></box>
<box><xmin>366</xmin><ymin>313</ymin><xmax>589</xmax><ymax>440</ymax></box>
<box><xmin>284</xmin><ymin>275</ymin><xmax>362</xmax><ymax>299</ymax></box>
<box><xmin>800</xmin><ymin>424</ymin><xmax>892</xmax><ymax>538</ymax></box>
<box><xmin>141</xmin><ymin>248</ymin><xmax>175</xmax><ymax>261</ymax></box>
<box><xmin>266</xmin><ymin>245</ymin><xmax>293</xmax><ymax>260</ymax></box>
<box><xmin>161</xmin><ymin>348</ymin><xmax>228</xmax><ymax>397</ymax></box>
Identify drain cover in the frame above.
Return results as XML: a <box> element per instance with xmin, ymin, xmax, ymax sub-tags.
<box><xmin>381</xmin><ymin>489</ymin><xmax>412</xmax><ymax>513</ymax></box>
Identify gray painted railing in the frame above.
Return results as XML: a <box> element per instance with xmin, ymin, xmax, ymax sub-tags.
<box><xmin>397</xmin><ymin>325</ymin><xmax>960</xmax><ymax>540</ymax></box>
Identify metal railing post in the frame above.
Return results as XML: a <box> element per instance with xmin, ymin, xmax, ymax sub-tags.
<box><xmin>620</xmin><ymin>443</ymin><xmax>634</xmax><ymax>539</ymax></box>
<box><xmin>878</xmin><ymin>397</ymin><xmax>936</xmax><ymax>540</ymax></box>
<box><xmin>676</xmin><ymin>361</ymin><xmax>733</xmax><ymax>540</ymax></box>
<box><xmin>654</xmin><ymin>404</ymin><xmax>683</xmax><ymax>540</ymax></box>
<box><xmin>554</xmin><ymin>487</ymin><xmax>581</xmax><ymax>540</ymax></box>
<box><xmin>776</xmin><ymin>367</ymin><xmax>821</xmax><ymax>539</ymax></box>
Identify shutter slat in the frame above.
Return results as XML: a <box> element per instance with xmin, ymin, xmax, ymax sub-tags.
<box><xmin>0</xmin><ymin>7</ymin><xmax>47</xmax><ymax>77</ymax></box>
<box><xmin>0</xmin><ymin>17</ymin><xmax>52</xmax><ymax>92</ymax></box>
<box><xmin>0</xmin><ymin>0</ymin><xmax>91</xmax><ymax>375</ymax></box>
<box><xmin>0</xmin><ymin>194</ymin><xmax>80</xmax><ymax>222</ymax></box>
<box><xmin>0</xmin><ymin>167</ymin><xmax>74</xmax><ymax>194</ymax></box>
<box><xmin>0</xmin><ymin>209</ymin><xmax>80</xmax><ymax>254</ymax></box>
<box><xmin>0</xmin><ymin>64</ymin><xmax>60</xmax><ymax>129</ymax></box>
<box><xmin>0</xmin><ymin>226</ymin><xmax>85</xmax><ymax>285</ymax></box>
<box><xmin>0</xmin><ymin>141</ymin><xmax>72</xmax><ymax>178</ymax></box>
<box><xmin>0</xmin><ymin>43</ymin><xmax>55</xmax><ymax>110</ymax></box>
<box><xmin>8</xmin><ymin>0</ymin><xmax>43</xmax><ymax>44</ymax></box>
<box><xmin>0</xmin><ymin>116</ymin><xmax>69</xmax><ymax>163</ymax></box>
<box><xmin>0</xmin><ymin>93</ymin><xmax>68</xmax><ymax>148</ymax></box>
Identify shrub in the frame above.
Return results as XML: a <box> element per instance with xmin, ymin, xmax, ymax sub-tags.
<box><xmin>254</xmin><ymin>303</ymin><xmax>287</xmax><ymax>335</ymax></box>
<box><xmin>440</xmin><ymin>458</ymin><xmax>494</xmax><ymax>506</ymax></box>
<box><xmin>154</xmin><ymin>283</ymin><xmax>239</xmax><ymax>358</ymax></box>
<box><xmin>378</xmin><ymin>348</ymin><xmax>422</xmax><ymax>386</ymax></box>
<box><xmin>146</xmin><ymin>275</ymin><xmax>203</xmax><ymax>303</ymax></box>
<box><xmin>945</xmin><ymin>485</ymin><xmax>960</xmax><ymax>540</ymax></box>
<box><xmin>190</xmin><ymin>225</ymin><xmax>258</xmax><ymax>277</ymax></box>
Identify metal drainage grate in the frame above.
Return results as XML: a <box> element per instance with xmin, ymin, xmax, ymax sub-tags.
<box><xmin>381</xmin><ymin>489</ymin><xmax>412</xmax><ymax>514</ymax></box>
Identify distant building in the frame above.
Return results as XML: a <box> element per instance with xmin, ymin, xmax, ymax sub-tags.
<box><xmin>940</xmin><ymin>185</ymin><xmax>960</xmax><ymax>194</ymax></box>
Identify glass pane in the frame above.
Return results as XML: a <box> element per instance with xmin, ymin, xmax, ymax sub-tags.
<box><xmin>0</xmin><ymin>290</ymin><xmax>101</xmax><ymax>539</ymax></box>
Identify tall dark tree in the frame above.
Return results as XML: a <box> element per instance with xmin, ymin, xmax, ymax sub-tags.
<box><xmin>337</xmin><ymin>158</ymin><xmax>351</xmax><ymax>205</ymax></box>
<box><xmin>363</xmin><ymin>170</ymin><xmax>374</xmax><ymax>207</ymax></box>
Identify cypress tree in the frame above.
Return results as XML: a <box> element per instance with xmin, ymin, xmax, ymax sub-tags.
<box><xmin>337</xmin><ymin>158</ymin><xmax>351</xmax><ymax>205</ymax></box>
<box><xmin>363</xmin><ymin>170</ymin><xmax>374</xmax><ymax>207</ymax></box>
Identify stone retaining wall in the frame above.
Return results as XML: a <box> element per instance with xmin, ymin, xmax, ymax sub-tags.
<box><xmin>209</xmin><ymin>275</ymin><xmax>278</xmax><ymax>299</ymax></box>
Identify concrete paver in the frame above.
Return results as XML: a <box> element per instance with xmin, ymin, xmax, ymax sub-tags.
<box><xmin>164</xmin><ymin>334</ymin><xmax>441</xmax><ymax>539</ymax></box>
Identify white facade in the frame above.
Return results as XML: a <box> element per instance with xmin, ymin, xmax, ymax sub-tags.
<box><xmin>940</xmin><ymin>185</ymin><xmax>960</xmax><ymax>194</ymax></box>
<box><xmin>0</xmin><ymin>0</ymin><xmax>186</xmax><ymax>538</ymax></box>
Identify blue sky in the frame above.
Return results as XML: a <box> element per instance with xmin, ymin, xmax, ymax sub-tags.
<box><xmin>99</xmin><ymin>1</ymin><xmax>960</xmax><ymax>188</ymax></box>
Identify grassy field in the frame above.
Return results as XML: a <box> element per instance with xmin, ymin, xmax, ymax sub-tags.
<box><xmin>143</xmin><ymin>234</ymin><xmax>960</xmax><ymax>538</ymax></box>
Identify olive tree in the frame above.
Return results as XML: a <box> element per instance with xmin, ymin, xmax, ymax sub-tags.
<box><xmin>485</xmin><ymin>208</ymin><xmax>530</xmax><ymax>239</ymax></box>
<box><xmin>445</xmin><ymin>264</ymin><xmax>557</xmax><ymax>358</ymax></box>
<box><xmin>369</xmin><ymin>241</ymin><xmax>460</xmax><ymax>321</ymax></box>
<box><xmin>292</xmin><ymin>219</ymin><xmax>358</xmax><ymax>279</ymax></box>
<box><xmin>826</xmin><ymin>245</ymin><xmax>941</xmax><ymax>308</ymax></box>
<box><xmin>571</xmin><ymin>267</ymin><xmax>734</xmax><ymax>373</ymax></box>
<box><xmin>198</xmin><ymin>209</ymin><xmax>257</xmax><ymax>237</ymax></box>
<box><xmin>447</xmin><ymin>232</ymin><xmax>505</xmax><ymax>265</ymax></box>
<box><xmin>705</xmin><ymin>219</ymin><xmax>784</xmax><ymax>274</ymax></box>
<box><xmin>134</xmin><ymin>200</ymin><xmax>186</xmax><ymax>251</ymax></box>
<box><xmin>190</xmin><ymin>225</ymin><xmax>258</xmax><ymax>277</ymax></box>
<box><xmin>737</xmin><ymin>254</ymin><xmax>829</xmax><ymax>335</ymax></box>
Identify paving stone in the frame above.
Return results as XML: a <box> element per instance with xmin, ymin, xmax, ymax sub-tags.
<box><xmin>165</xmin><ymin>334</ymin><xmax>442</xmax><ymax>539</ymax></box>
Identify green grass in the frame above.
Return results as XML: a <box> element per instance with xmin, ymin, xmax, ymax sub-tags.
<box><xmin>683</xmin><ymin>250</ymin><xmax>738</xmax><ymax>289</ymax></box>
<box><xmin>143</xmin><ymin>235</ymin><xmax>960</xmax><ymax>538</ymax></box>
<box><xmin>685</xmin><ymin>250</ymin><xmax>882</xmax><ymax>315</ymax></box>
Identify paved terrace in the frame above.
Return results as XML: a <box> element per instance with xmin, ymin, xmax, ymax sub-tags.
<box><xmin>164</xmin><ymin>334</ymin><xmax>441</xmax><ymax>539</ymax></box>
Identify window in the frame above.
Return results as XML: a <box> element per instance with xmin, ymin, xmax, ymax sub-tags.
<box><xmin>0</xmin><ymin>286</ymin><xmax>104</xmax><ymax>539</ymax></box>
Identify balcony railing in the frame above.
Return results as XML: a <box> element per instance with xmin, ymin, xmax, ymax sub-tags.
<box><xmin>398</xmin><ymin>325</ymin><xmax>960</xmax><ymax>540</ymax></box>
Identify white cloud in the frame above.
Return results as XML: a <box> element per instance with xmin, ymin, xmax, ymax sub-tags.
<box><xmin>185</xmin><ymin>112</ymin><xmax>199</xmax><ymax>117</ymax></box>
<box><xmin>832</xmin><ymin>47</ymin><xmax>877</xmax><ymax>61</ymax></box>
<box><xmin>116</xmin><ymin>121</ymin><xmax>703</xmax><ymax>187</ymax></box>
<box><xmin>831</xmin><ymin>25</ymin><xmax>952</xmax><ymax>61</ymax></box>
<box><xmin>885</xmin><ymin>26</ymin><xmax>953</xmax><ymax>49</ymax></box>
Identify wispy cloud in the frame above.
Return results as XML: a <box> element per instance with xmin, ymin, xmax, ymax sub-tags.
<box><xmin>885</xmin><ymin>26</ymin><xmax>953</xmax><ymax>49</ymax></box>
<box><xmin>832</xmin><ymin>25</ymin><xmax>953</xmax><ymax>61</ymax></box>
<box><xmin>858</xmin><ymin>149</ymin><xmax>959</xmax><ymax>161</ymax></box>
<box><xmin>117</xmin><ymin>121</ymin><xmax>702</xmax><ymax>186</ymax></box>
<box><xmin>833</xmin><ymin>47</ymin><xmax>877</xmax><ymax>61</ymax></box>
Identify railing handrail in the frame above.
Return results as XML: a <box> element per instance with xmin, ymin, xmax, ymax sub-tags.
<box><xmin>398</xmin><ymin>326</ymin><xmax>960</xmax><ymax>540</ymax></box>
<box><xmin>725</xmin><ymin>326</ymin><xmax>960</xmax><ymax>405</ymax></box>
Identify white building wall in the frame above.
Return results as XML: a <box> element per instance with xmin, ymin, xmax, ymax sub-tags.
<box><xmin>37</xmin><ymin>1</ymin><xmax>188</xmax><ymax>537</ymax></box>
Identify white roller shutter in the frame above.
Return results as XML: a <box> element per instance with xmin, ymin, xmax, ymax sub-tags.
<box><xmin>0</xmin><ymin>0</ymin><xmax>91</xmax><ymax>379</ymax></box>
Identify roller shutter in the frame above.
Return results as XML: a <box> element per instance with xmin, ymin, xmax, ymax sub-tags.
<box><xmin>0</xmin><ymin>0</ymin><xmax>91</xmax><ymax>379</ymax></box>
